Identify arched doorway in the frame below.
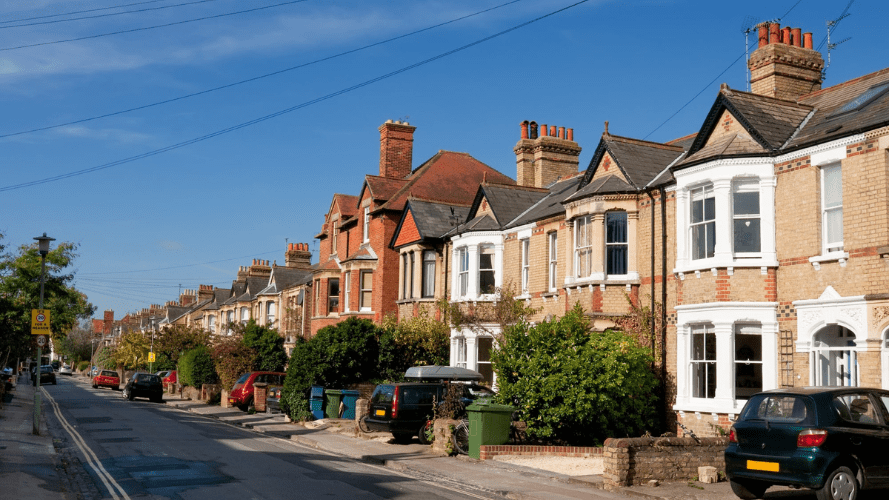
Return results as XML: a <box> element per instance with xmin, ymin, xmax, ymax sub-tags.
<box><xmin>811</xmin><ymin>325</ymin><xmax>859</xmax><ymax>387</ymax></box>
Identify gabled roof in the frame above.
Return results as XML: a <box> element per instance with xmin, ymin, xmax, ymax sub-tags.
<box><xmin>565</xmin><ymin>175</ymin><xmax>636</xmax><ymax>202</ymax></box>
<box><xmin>222</xmin><ymin>281</ymin><xmax>248</xmax><ymax>305</ymax></box>
<box><xmin>470</xmin><ymin>183</ymin><xmax>548</xmax><ymax>229</ymax></box>
<box><xmin>580</xmin><ymin>133</ymin><xmax>685</xmax><ymax>191</ymax></box>
<box><xmin>377</xmin><ymin>151</ymin><xmax>515</xmax><ymax>213</ymax></box>
<box><xmin>447</xmin><ymin>214</ymin><xmax>501</xmax><ymax>235</ymax></box>
<box><xmin>680</xmin><ymin>133</ymin><xmax>768</xmax><ymax>165</ymax></box>
<box><xmin>390</xmin><ymin>199</ymin><xmax>471</xmax><ymax>248</ymax></box>
<box><xmin>789</xmin><ymin>67</ymin><xmax>889</xmax><ymax>148</ymax></box>
<box><xmin>361</xmin><ymin>175</ymin><xmax>408</xmax><ymax>203</ymax></box>
<box><xmin>270</xmin><ymin>266</ymin><xmax>312</xmax><ymax>290</ymax></box>
<box><xmin>678</xmin><ymin>86</ymin><xmax>812</xmax><ymax>167</ymax></box>
<box><xmin>507</xmin><ymin>175</ymin><xmax>583</xmax><ymax>228</ymax></box>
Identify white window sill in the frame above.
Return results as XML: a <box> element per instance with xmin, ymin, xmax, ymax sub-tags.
<box><xmin>809</xmin><ymin>251</ymin><xmax>848</xmax><ymax>270</ymax></box>
<box><xmin>673</xmin><ymin>397</ymin><xmax>747</xmax><ymax>416</ymax></box>
<box><xmin>674</xmin><ymin>257</ymin><xmax>778</xmax><ymax>276</ymax></box>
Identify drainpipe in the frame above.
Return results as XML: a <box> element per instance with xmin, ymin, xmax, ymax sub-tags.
<box><xmin>648</xmin><ymin>189</ymin><xmax>656</xmax><ymax>361</ymax></box>
<box><xmin>659</xmin><ymin>186</ymin><xmax>668</xmax><ymax>389</ymax></box>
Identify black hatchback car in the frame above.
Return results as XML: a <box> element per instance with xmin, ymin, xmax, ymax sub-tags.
<box><xmin>122</xmin><ymin>373</ymin><xmax>164</xmax><ymax>403</ymax></box>
<box><xmin>32</xmin><ymin>365</ymin><xmax>56</xmax><ymax>386</ymax></box>
<box><xmin>726</xmin><ymin>387</ymin><xmax>889</xmax><ymax>500</ymax></box>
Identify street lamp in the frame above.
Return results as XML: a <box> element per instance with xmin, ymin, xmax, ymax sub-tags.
<box><xmin>33</xmin><ymin>232</ymin><xmax>54</xmax><ymax>436</ymax></box>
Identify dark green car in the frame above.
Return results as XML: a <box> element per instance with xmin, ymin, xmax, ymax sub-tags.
<box><xmin>122</xmin><ymin>373</ymin><xmax>163</xmax><ymax>403</ymax></box>
<box><xmin>726</xmin><ymin>387</ymin><xmax>889</xmax><ymax>500</ymax></box>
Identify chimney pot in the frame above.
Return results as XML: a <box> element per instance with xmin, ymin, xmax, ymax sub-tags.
<box><xmin>529</xmin><ymin>121</ymin><xmax>538</xmax><ymax>139</ymax></box>
<box><xmin>782</xmin><ymin>26</ymin><xmax>791</xmax><ymax>44</ymax></box>
<box><xmin>791</xmin><ymin>27</ymin><xmax>802</xmax><ymax>47</ymax></box>
<box><xmin>520</xmin><ymin>121</ymin><xmax>529</xmax><ymax>139</ymax></box>
<box><xmin>549</xmin><ymin>125</ymin><xmax>556</xmax><ymax>137</ymax></box>
<box><xmin>758</xmin><ymin>24</ymin><xmax>769</xmax><ymax>48</ymax></box>
<box><xmin>769</xmin><ymin>23</ymin><xmax>780</xmax><ymax>44</ymax></box>
<box><xmin>567</xmin><ymin>128</ymin><xmax>574</xmax><ymax>141</ymax></box>
<box><xmin>558</xmin><ymin>126</ymin><xmax>565</xmax><ymax>139</ymax></box>
<box><xmin>804</xmin><ymin>32</ymin><xmax>813</xmax><ymax>49</ymax></box>
<box><xmin>540</xmin><ymin>124</ymin><xmax>548</xmax><ymax>137</ymax></box>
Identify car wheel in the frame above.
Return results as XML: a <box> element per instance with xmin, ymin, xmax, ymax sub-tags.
<box><xmin>729</xmin><ymin>479</ymin><xmax>768</xmax><ymax>499</ymax></box>
<box><xmin>417</xmin><ymin>420</ymin><xmax>434</xmax><ymax>445</ymax></box>
<box><xmin>127</xmin><ymin>389</ymin><xmax>134</xmax><ymax>401</ymax></box>
<box><xmin>151</xmin><ymin>396</ymin><xmax>163</xmax><ymax>403</ymax></box>
<box><xmin>392</xmin><ymin>432</ymin><xmax>414</xmax><ymax>444</ymax></box>
<box><xmin>816</xmin><ymin>466</ymin><xmax>858</xmax><ymax>500</ymax></box>
<box><xmin>92</xmin><ymin>383</ymin><xmax>98</xmax><ymax>388</ymax></box>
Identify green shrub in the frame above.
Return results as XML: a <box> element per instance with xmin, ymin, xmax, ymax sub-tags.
<box><xmin>77</xmin><ymin>361</ymin><xmax>89</xmax><ymax>372</ymax></box>
<box><xmin>378</xmin><ymin>311</ymin><xmax>450</xmax><ymax>381</ymax></box>
<box><xmin>178</xmin><ymin>346</ymin><xmax>217</xmax><ymax>387</ymax></box>
<box><xmin>280</xmin><ymin>387</ymin><xmax>312</xmax><ymax>422</ymax></box>
<box><xmin>492</xmin><ymin>304</ymin><xmax>660</xmax><ymax>446</ymax></box>
<box><xmin>241</xmin><ymin>320</ymin><xmax>288</xmax><ymax>372</ymax></box>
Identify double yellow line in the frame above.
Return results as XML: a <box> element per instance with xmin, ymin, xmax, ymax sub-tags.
<box><xmin>42</xmin><ymin>388</ymin><xmax>132</xmax><ymax>500</ymax></box>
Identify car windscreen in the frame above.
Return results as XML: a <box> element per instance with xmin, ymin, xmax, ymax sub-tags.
<box><xmin>371</xmin><ymin>385</ymin><xmax>394</xmax><ymax>404</ymax></box>
<box><xmin>739</xmin><ymin>394</ymin><xmax>812</xmax><ymax>425</ymax></box>
<box><xmin>236</xmin><ymin>373</ymin><xmax>250</xmax><ymax>384</ymax></box>
<box><xmin>101</xmin><ymin>371</ymin><xmax>117</xmax><ymax>377</ymax></box>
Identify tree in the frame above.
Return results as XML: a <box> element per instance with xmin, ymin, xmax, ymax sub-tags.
<box><xmin>212</xmin><ymin>334</ymin><xmax>255</xmax><ymax>390</ymax></box>
<box><xmin>153</xmin><ymin>325</ymin><xmax>211</xmax><ymax>364</ymax></box>
<box><xmin>492</xmin><ymin>305</ymin><xmax>660</xmax><ymax>446</ymax></box>
<box><xmin>113</xmin><ymin>330</ymin><xmax>151</xmax><ymax>370</ymax></box>
<box><xmin>240</xmin><ymin>319</ymin><xmax>287</xmax><ymax>372</ymax></box>
<box><xmin>54</xmin><ymin>319</ymin><xmax>94</xmax><ymax>364</ymax></box>
<box><xmin>378</xmin><ymin>307</ymin><xmax>450</xmax><ymax>381</ymax></box>
<box><xmin>178</xmin><ymin>346</ymin><xmax>217</xmax><ymax>387</ymax></box>
<box><xmin>0</xmin><ymin>235</ymin><xmax>95</xmax><ymax>362</ymax></box>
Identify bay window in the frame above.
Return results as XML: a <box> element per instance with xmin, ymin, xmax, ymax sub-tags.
<box><xmin>343</xmin><ymin>272</ymin><xmax>351</xmax><ymax>312</ymax></box>
<box><xmin>605</xmin><ymin>212</ymin><xmax>627</xmax><ymax>275</ymax></box>
<box><xmin>328</xmin><ymin>278</ymin><xmax>339</xmax><ymax>313</ymax></box>
<box><xmin>266</xmin><ymin>301</ymin><xmax>275</xmax><ymax>326</ymax></box>
<box><xmin>690</xmin><ymin>185</ymin><xmax>715</xmax><ymax>260</ymax></box>
<box><xmin>478</xmin><ymin>245</ymin><xmax>496</xmax><ymax>294</ymax></box>
<box><xmin>401</xmin><ymin>253</ymin><xmax>410</xmax><ymax>299</ymax></box>
<box><xmin>457</xmin><ymin>247</ymin><xmax>468</xmax><ymax>296</ymax></box>
<box><xmin>208</xmin><ymin>314</ymin><xmax>216</xmax><ymax>334</ymax></box>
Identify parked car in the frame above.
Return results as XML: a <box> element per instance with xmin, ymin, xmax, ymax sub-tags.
<box><xmin>92</xmin><ymin>370</ymin><xmax>120</xmax><ymax>390</ymax></box>
<box><xmin>228</xmin><ymin>371</ymin><xmax>285</xmax><ymax>411</ymax></box>
<box><xmin>725</xmin><ymin>387</ymin><xmax>889</xmax><ymax>500</ymax></box>
<box><xmin>32</xmin><ymin>365</ymin><xmax>56</xmax><ymax>386</ymax></box>
<box><xmin>59</xmin><ymin>364</ymin><xmax>73</xmax><ymax>376</ymax></box>
<box><xmin>122</xmin><ymin>373</ymin><xmax>164</xmax><ymax>402</ymax></box>
<box><xmin>156</xmin><ymin>370</ymin><xmax>177</xmax><ymax>389</ymax></box>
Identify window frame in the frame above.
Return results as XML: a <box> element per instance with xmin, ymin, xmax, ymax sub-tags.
<box><xmin>331</xmin><ymin>220</ymin><xmax>338</xmax><ymax>255</ymax></box>
<box><xmin>208</xmin><ymin>314</ymin><xmax>216</xmax><ymax>334</ymax></box>
<box><xmin>360</xmin><ymin>270</ymin><xmax>372</xmax><ymax>312</ymax></box>
<box><xmin>327</xmin><ymin>278</ymin><xmax>340</xmax><ymax>314</ymax></box>
<box><xmin>457</xmin><ymin>247</ymin><xmax>469</xmax><ymax>297</ymax></box>
<box><xmin>821</xmin><ymin>162</ymin><xmax>843</xmax><ymax>254</ymax></box>
<box><xmin>520</xmin><ymin>238</ymin><xmax>530</xmax><ymax>294</ymax></box>
<box><xmin>266</xmin><ymin>301</ymin><xmax>275</xmax><ymax>326</ymax></box>
<box><xmin>422</xmin><ymin>250</ymin><xmax>436</xmax><ymax>298</ymax></box>
<box><xmin>363</xmin><ymin>206</ymin><xmax>370</xmax><ymax>243</ymax></box>
<box><xmin>734</xmin><ymin>323</ymin><xmax>763</xmax><ymax>399</ymax></box>
<box><xmin>343</xmin><ymin>272</ymin><xmax>351</xmax><ymax>312</ymax></box>
<box><xmin>605</xmin><ymin>211</ymin><xmax>628</xmax><ymax>276</ymax></box>
<box><xmin>690</xmin><ymin>323</ymin><xmax>717</xmax><ymax>399</ymax></box>
<box><xmin>574</xmin><ymin>215</ymin><xmax>593</xmax><ymax>278</ymax></box>
<box><xmin>690</xmin><ymin>184</ymin><xmax>716</xmax><ymax>261</ymax></box>
<box><xmin>548</xmin><ymin>232</ymin><xmax>558</xmax><ymax>292</ymax></box>
<box><xmin>732</xmin><ymin>179</ymin><xmax>761</xmax><ymax>256</ymax></box>
<box><xmin>240</xmin><ymin>307</ymin><xmax>249</xmax><ymax>325</ymax></box>
<box><xmin>478</xmin><ymin>244</ymin><xmax>496</xmax><ymax>295</ymax></box>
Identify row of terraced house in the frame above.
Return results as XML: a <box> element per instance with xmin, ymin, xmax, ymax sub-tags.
<box><xmin>103</xmin><ymin>23</ymin><xmax>889</xmax><ymax>435</ymax></box>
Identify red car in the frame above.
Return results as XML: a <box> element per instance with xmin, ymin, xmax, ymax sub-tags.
<box><xmin>92</xmin><ymin>370</ymin><xmax>120</xmax><ymax>390</ymax></box>
<box><xmin>228</xmin><ymin>371</ymin><xmax>285</xmax><ymax>411</ymax></box>
<box><xmin>156</xmin><ymin>370</ymin><xmax>177</xmax><ymax>389</ymax></box>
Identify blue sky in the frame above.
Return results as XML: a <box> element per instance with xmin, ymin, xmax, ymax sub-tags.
<box><xmin>1</xmin><ymin>0</ymin><xmax>884</xmax><ymax>321</ymax></box>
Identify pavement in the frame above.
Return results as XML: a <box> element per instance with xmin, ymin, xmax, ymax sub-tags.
<box><xmin>1</xmin><ymin>373</ymin><xmax>740</xmax><ymax>500</ymax></box>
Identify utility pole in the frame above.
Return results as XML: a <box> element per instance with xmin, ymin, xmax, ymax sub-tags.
<box><xmin>32</xmin><ymin>233</ymin><xmax>55</xmax><ymax>436</ymax></box>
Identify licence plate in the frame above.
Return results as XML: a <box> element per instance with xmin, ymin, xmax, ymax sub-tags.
<box><xmin>375</xmin><ymin>409</ymin><xmax>385</xmax><ymax>416</ymax></box>
<box><xmin>747</xmin><ymin>460</ymin><xmax>779</xmax><ymax>472</ymax></box>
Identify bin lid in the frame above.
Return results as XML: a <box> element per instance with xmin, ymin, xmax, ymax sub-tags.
<box><xmin>326</xmin><ymin>389</ymin><xmax>343</xmax><ymax>395</ymax></box>
<box><xmin>404</xmin><ymin>365</ymin><xmax>483</xmax><ymax>381</ymax></box>
<box><xmin>341</xmin><ymin>390</ymin><xmax>359</xmax><ymax>395</ymax></box>
<box><xmin>466</xmin><ymin>402</ymin><xmax>515</xmax><ymax>412</ymax></box>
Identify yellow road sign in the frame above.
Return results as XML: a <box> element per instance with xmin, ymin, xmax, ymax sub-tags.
<box><xmin>148</xmin><ymin>352</ymin><xmax>156</xmax><ymax>363</ymax></box>
<box><xmin>31</xmin><ymin>309</ymin><xmax>51</xmax><ymax>335</ymax></box>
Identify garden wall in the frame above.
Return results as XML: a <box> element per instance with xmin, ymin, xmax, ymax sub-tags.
<box><xmin>602</xmin><ymin>436</ymin><xmax>728</xmax><ymax>486</ymax></box>
<box><xmin>479</xmin><ymin>445</ymin><xmax>603</xmax><ymax>460</ymax></box>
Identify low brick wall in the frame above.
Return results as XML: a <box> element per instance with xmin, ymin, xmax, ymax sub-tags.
<box><xmin>479</xmin><ymin>445</ymin><xmax>603</xmax><ymax>460</ymax></box>
<box><xmin>602</xmin><ymin>436</ymin><xmax>728</xmax><ymax>486</ymax></box>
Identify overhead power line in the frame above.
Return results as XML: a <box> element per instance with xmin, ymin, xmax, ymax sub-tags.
<box><xmin>0</xmin><ymin>0</ymin><xmax>524</xmax><ymax>139</ymax></box>
<box><xmin>0</xmin><ymin>0</ymin><xmax>170</xmax><ymax>24</ymax></box>
<box><xmin>0</xmin><ymin>0</ymin><xmax>591</xmax><ymax>192</ymax></box>
<box><xmin>0</xmin><ymin>0</ymin><xmax>311</xmax><ymax>52</ymax></box>
<box><xmin>78</xmin><ymin>249</ymin><xmax>281</xmax><ymax>275</ymax></box>
<box><xmin>0</xmin><ymin>0</ymin><xmax>224</xmax><ymax>29</ymax></box>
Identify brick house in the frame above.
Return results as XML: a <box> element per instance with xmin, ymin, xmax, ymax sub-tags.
<box><xmin>667</xmin><ymin>23</ymin><xmax>889</xmax><ymax>436</ymax></box>
<box><xmin>311</xmin><ymin>120</ymin><xmax>513</xmax><ymax>335</ymax></box>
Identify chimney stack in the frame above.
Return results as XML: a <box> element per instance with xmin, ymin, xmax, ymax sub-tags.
<box><xmin>514</xmin><ymin>120</ymin><xmax>582</xmax><ymax>188</ymax></box>
<box><xmin>748</xmin><ymin>22</ymin><xmax>823</xmax><ymax>101</ymax></box>
<box><xmin>103</xmin><ymin>310</ymin><xmax>114</xmax><ymax>335</ymax></box>
<box><xmin>180</xmin><ymin>289</ymin><xmax>196</xmax><ymax>306</ymax></box>
<box><xmin>286</xmin><ymin>242</ymin><xmax>312</xmax><ymax>270</ymax></box>
<box><xmin>379</xmin><ymin>120</ymin><xmax>416</xmax><ymax>179</ymax></box>
<box><xmin>197</xmin><ymin>284</ymin><xmax>215</xmax><ymax>303</ymax></box>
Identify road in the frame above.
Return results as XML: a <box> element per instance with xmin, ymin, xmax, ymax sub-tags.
<box><xmin>41</xmin><ymin>376</ymin><xmax>496</xmax><ymax>500</ymax></box>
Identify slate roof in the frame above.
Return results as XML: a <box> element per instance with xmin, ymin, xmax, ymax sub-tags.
<box><xmin>582</xmin><ymin>135</ymin><xmax>685</xmax><ymax>190</ymax></box>
<box><xmin>223</xmin><ymin>281</ymin><xmax>248</xmax><ymax>305</ymax></box>
<box><xmin>391</xmin><ymin>200</ymin><xmax>471</xmax><ymax>248</ymax></box>
<box><xmin>474</xmin><ymin>184</ymin><xmax>548</xmax><ymax>227</ymax></box>
<box><xmin>165</xmin><ymin>306</ymin><xmax>190</xmax><ymax>323</ymax></box>
<box><xmin>680</xmin><ymin>133</ymin><xmax>768</xmax><ymax>165</ymax></box>
<box><xmin>271</xmin><ymin>267</ymin><xmax>312</xmax><ymax>290</ymax></box>
<box><xmin>789</xmin><ymin>67</ymin><xmax>889</xmax><ymax>149</ymax></box>
<box><xmin>378</xmin><ymin>151</ymin><xmax>515</xmax><ymax>212</ymax></box>
<box><xmin>507</xmin><ymin>175</ymin><xmax>583</xmax><ymax>228</ymax></box>
<box><xmin>447</xmin><ymin>214</ymin><xmax>501</xmax><ymax>236</ymax></box>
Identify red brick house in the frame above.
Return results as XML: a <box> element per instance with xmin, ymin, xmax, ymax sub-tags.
<box><xmin>310</xmin><ymin>120</ymin><xmax>513</xmax><ymax>335</ymax></box>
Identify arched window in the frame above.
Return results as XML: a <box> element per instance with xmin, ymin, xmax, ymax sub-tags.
<box><xmin>811</xmin><ymin>325</ymin><xmax>858</xmax><ymax>387</ymax></box>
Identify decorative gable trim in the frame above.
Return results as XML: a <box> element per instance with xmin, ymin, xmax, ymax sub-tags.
<box><xmin>687</xmin><ymin>93</ymin><xmax>775</xmax><ymax>157</ymax></box>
